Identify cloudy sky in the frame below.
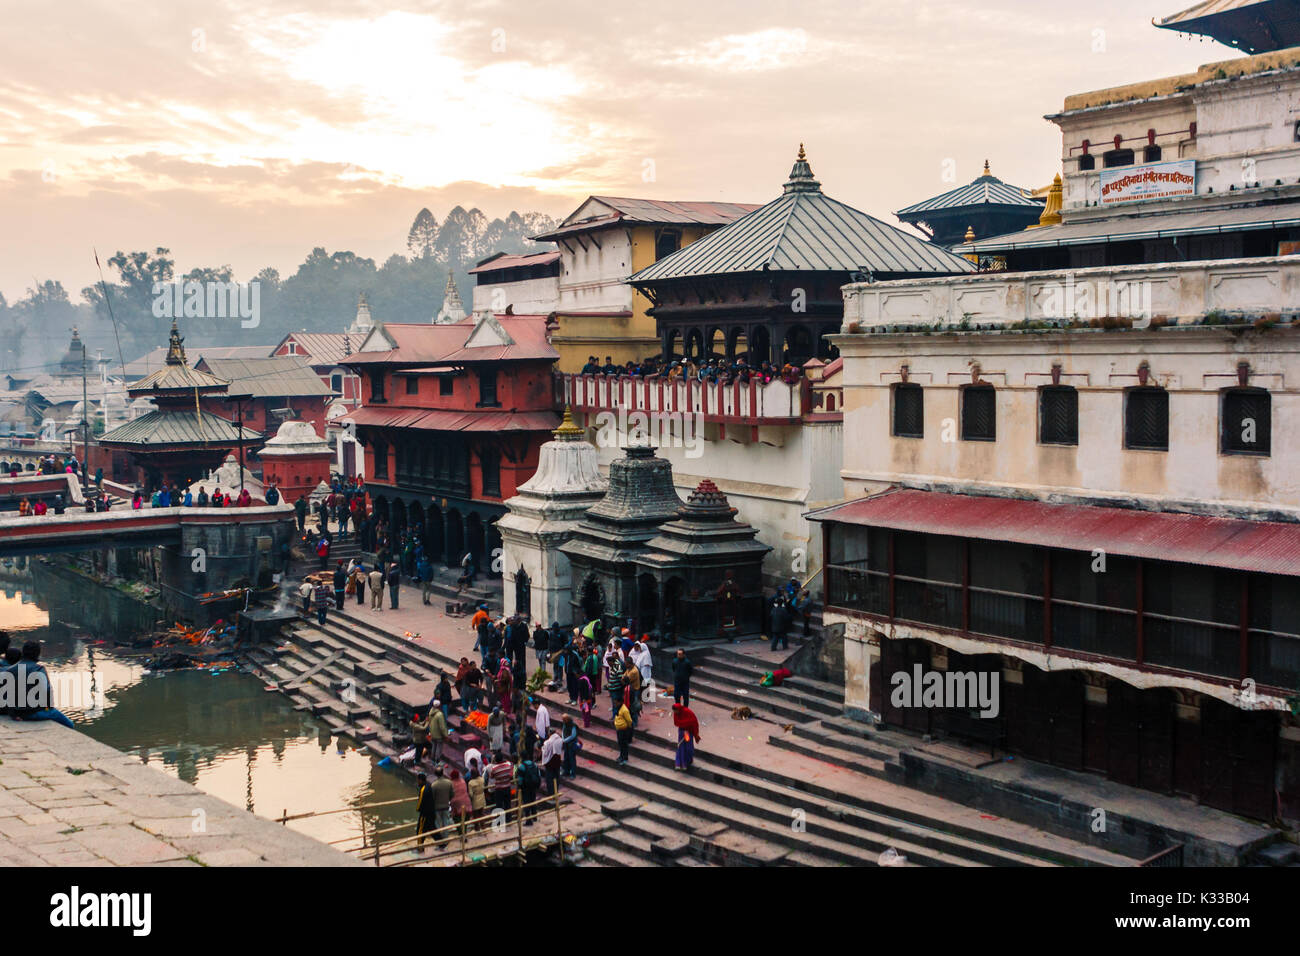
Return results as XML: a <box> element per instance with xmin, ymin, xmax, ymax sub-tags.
<box><xmin>0</xmin><ymin>0</ymin><xmax>1238</xmax><ymax>300</ymax></box>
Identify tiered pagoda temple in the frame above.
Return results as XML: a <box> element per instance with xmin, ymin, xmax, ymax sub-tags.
<box><xmin>99</xmin><ymin>320</ymin><xmax>260</xmax><ymax>490</ymax></box>
<box><xmin>629</xmin><ymin>146</ymin><xmax>976</xmax><ymax>368</ymax></box>
<box><xmin>895</xmin><ymin>160</ymin><xmax>1046</xmax><ymax>248</ymax></box>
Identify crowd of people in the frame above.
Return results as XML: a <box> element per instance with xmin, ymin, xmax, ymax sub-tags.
<box><xmin>578</xmin><ymin>353</ymin><xmax>808</xmax><ymax>386</ymax></box>
<box><xmin>397</xmin><ymin>607</ymin><xmax>705</xmax><ymax>848</ymax></box>
<box><xmin>2</xmin><ymin>454</ymin><xmax>82</xmax><ymax>478</ymax></box>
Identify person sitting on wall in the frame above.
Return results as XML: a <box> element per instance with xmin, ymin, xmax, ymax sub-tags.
<box><xmin>1</xmin><ymin>641</ymin><xmax>74</xmax><ymax>728</ymax></box>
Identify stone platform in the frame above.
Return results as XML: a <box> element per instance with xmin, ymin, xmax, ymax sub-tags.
<box><xmin>0</xmin><ymin>721</ymin><xmax>361</xmax><ymax>867</ymax></box>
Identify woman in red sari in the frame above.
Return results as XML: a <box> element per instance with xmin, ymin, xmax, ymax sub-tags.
<box><xmin>672</xmin><ymin>703</ymin><xmax>700</xmax><ymax>771</ymax></box>
<box><xmin>496</xmin><ymin>659</ymin><xmax>514</xmax><ymax>718</ymax></box>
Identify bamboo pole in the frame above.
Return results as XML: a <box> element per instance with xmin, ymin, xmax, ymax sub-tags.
<box><xmin>515</xmin><ymin>788</ymin><xmax>525</xmax><ymax>864</ymax></box>
<box><xmin>554</xmin><ymin>789</ymin><xmax>564</xmax><ymax>864</ymax></box>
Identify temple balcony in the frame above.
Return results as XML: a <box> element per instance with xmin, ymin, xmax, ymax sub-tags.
<box><xmin>557</xmin><ymin>372</ymin><xmax>809</xmax><ymax>425</ymax></box>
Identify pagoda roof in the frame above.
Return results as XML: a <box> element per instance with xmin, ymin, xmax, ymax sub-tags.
<box><xmin>629</xmin><ymin>147</ymin><xmax>975</xmax><ymax>283</ymax></box>
<box><xmin>533</xmin><ymin>197</ymin><xmax>760</xmax><ymax>242</ymax></box>
<box><xmin>99</xmin><ymin>408</ymin><xmax>261</xmax><ymax>448</ymax></box>
<box><xmin>1155</xmin><ymin>0</ymin><xmax>1300</xmax><ymax>54</ymax></box>
<box><xmin>127</xmin><ymin>320</ymin><xmax>231</xmax><ymax>396</ymax></box>
<box><xmin>896</xmin><ymin>166</ymin><xmax>1044</xmax><ymax>218</ymax></box>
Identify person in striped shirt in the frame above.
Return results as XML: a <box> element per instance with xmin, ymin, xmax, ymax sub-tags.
<box><xmin>487</xmin><ymin>752</ymin><xmax>515</xmax><ymax>818</ymax></box>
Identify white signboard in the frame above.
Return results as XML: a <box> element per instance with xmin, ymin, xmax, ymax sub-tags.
<box><xmin>1099</xmin><ymin>159</ymin><xmax>1196</xmax><ymax>205</ymax></box>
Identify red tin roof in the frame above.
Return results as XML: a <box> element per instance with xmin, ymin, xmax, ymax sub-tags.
<box><xmin>809</xmin><ymin>488</ymin><xmax>1300</xmax><ymax>577</ymax></box>
<box><xmin>342</xmin><ymin>406</ymin><xmax>559</xmax><ymax>433</ymax></box>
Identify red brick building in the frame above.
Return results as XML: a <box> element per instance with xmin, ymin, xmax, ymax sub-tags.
<box><xmin>343</xmin><ymin>314</ymin><xmax>560</xmax><ymax>572</ymax></box>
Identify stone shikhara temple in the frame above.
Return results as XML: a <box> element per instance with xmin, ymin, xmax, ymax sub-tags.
<box><xmin>503</xmin><ymin>434</ymin><xmax>769</xmax><ymax>640</ymax></box>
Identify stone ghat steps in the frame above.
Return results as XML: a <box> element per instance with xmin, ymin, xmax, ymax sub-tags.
<box><xmin>664</xmin><ymin>647</ymin><xmax>844</xmax><ymax>726</ymax></box>
<box><xmin>254</xmin><ymin>614</ymin><xmax>1095</xmax><ymax>867</ymax></box>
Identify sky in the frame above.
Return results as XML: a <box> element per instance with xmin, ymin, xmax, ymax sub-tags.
<box><xmin>0</xmin><ymin>0</ymin><xmax>1241</xmax><ymax>301</ymax></box>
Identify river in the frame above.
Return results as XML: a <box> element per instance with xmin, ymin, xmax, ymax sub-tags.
<box><xmin>0</xmin><ymin>556</ymin><xmax>416</xmax><ymax>851</ymax></box>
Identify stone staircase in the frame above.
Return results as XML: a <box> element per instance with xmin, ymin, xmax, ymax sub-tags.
<box><xmin>241</xmin><ymin>610</ymin><xmax>1130</xmax><ymax>868</ymax></box>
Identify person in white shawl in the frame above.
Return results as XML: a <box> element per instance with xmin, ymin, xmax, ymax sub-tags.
<box><xmin>630</xmin><ymin>641</ymin><xmax>653</xmax><ymax>685</ymax></box>
<box><xmin>535</xmin><ymin>699</ymin><xmax>551</xmax><ymax>741</ymax></box>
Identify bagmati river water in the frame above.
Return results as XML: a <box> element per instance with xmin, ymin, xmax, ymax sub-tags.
<box><xmin>0</xmin><ymin>558</ymin><xmax>417</xmax><ymax>852</ymax></box>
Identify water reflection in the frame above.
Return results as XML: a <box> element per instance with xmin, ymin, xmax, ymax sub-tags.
<box><xmin>0</xmin><ymin>560</ymin><xmax>416</xmax><ymax>848</ymax></box>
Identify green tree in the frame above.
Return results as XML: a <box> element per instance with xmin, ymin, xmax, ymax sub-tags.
<box><xmin>406</xmin><ymin>208</ymin><xmax>439</xmax><ymax>259</ymax></box>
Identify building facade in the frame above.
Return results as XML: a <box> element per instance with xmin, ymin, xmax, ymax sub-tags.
<box><xmin>532</xmin><ymin>196</ymin><xmax>759</xmax><ymax>371</ymax></box>
<box><xmin>342</xmin><ymin>314</ymin><xmax>560</xmax><ymax>571</ymax></box>
<box><xmin>815</xmin><ymin>47</ymin><xmax>1300</xmax><ymax>825</ymax></box>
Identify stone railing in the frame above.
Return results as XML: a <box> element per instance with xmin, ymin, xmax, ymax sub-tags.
<box><xmin>841</xmin><ymin>255</ymin><xmax>1300</xmax><ymax>331</ymax></box>
<box><xmin>558</xmin><ymin>373</ymin><xmax>806</xmax><ymax>423</ymax></box>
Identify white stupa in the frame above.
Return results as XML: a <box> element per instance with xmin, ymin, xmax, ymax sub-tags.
<box><xmin>348</xmin><ymin>291</ymin><xmax>375</xmax><ymax>335</ymax></box>
<box><xmin>188</xmin><ymin>453</ymin><xmax>265</xmax><ymax>501</ymax></box>
<box><xmin>497</xmin><ymin>408</ymin><xmax>608</xmax><ymax>623</ymax></box>
<box><xmin>433</xmin><ymin>273</ymin><xmax>467</xmax><ymax>325</ymax></box>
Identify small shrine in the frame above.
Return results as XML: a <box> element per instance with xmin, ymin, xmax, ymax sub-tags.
<box><xmin>560</xmin><ymin>444</ymin><xmax>683</xmax><ymax>627</ymax></box>
<box><xmin>498</xmin><ymin>408</ymin><xmax>608</xmax><ymax>622</ymax></box>
<box><xmin>257</xmin><ymin>420</ymin><xmax>334</xmax><ymax>503</ymax></box>
<box><xmin>634</xmin><ymin>478</ymin><xmax>770</xmax><ymax>640</ymax></box>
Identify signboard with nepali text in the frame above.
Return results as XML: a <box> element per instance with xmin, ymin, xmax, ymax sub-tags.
<box><xmin>1099</xmin><ymin>159</ymin><xmax>1196</xmax><ymax>205</ymax></box>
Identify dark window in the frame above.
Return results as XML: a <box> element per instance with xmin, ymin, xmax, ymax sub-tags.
<box><xmin>655</xmin><ymin>231</ymin><xmax>680</xmax><ymax>261</ymax></box>
<box><xmin>1038</xmin><ymin>385</ymin><xmax>1078</xmax><ymax>445</ymax></box>
<box><xmin>1221</xmin><ymin>388</ymin><xmax>1270</xmax><ymax>456</ymax></box>
<box><xmin>960</xmin><ymin>384</ymin><xmax>996</xmax><ymax>441</ymax></box>
<box><xmin>1143</xmin><ymin>144</ymin><xmax>1162</xmax><ymax>163</ymax></box>
<box><xmin>892</xmin><ymin>383</ymin><xmax>924</xmax><ymax>438</ymax></box>
<box><xmin>404</xmin><ymin>375</ymin><xmax>419</xmax><ymax>396</ymax></box>
<box><xmin>369</xmin><ymin>370</ymin><xmax>386</xmax><ymax>403</ymax></box>
<box><xmin>373</xmin><ymin>440</ymin><xmax>388</xmax><ymax>480</ymax></box>
<box><xmin>1124</xmin><ymin>387</ymin><xmax>1168</xmax><ymax>451</ymax></box>
<box><xmin>481</xmin><ymin>448</ymin><xmax>501</xmax><ymax>497</ymax></box>
<box><xmin>330</xmin><ymin>372</ymin><xmax>343</xmax><ymax>393</ymax></box>
<box><xmin>1078</xmin><ymin>153</ymin><xmax>1095</xmax><ymax>171</ymax></box>
<box><xmin>439</xmin><ymin>375</ymin><xmax>454</xmax><ymax>396</ymax></box>
<box><xmin>1102</xmin><ymin>148</ymin><xmax>1134</xmax><ymax>168</ymax></box>
<box><xmin>478</xmin><ymin>369</ymin><xmax>498</xmax><ymax>406</ymax></box>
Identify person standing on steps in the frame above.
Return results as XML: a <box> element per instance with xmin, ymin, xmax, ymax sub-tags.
<box><xmin>409</xmin><ymin>711</ymin><xmax>431</xmax><ymax>765</ymax></box>
<box><xmin>427</xmin><ymin>701</ymin><xmax>448</xmax><ymax>765</ymax></box>
<box><xmin>314</xmin><ymin>581</ymin><xmax>331</xmax><ymax>626</ymax></box>
<box><xmin>332</xmin><ymin>560</ymin><xmax>347</xmax><ymax>615</ymax></box>
<box><xmin>294</xmin><ymin>494</ymin><xmax>307</xmax><ymax>532</ymax></box>
<box><xmin>487</xmin><ymin>751</ymin><xmax>514</xmax><ymax>819</ymax></box>
<box><xmin>614</xmin><ymin>700</ymin><xmax>634</xmax><ymax>765</ymax></box>
<box><xmin>560</xmin><ymin>714</ymin><xmax>579</xmax><ymax>779</ymax></box>
<box><xmin>606</xmin><ymin>650</ymin><xmax>625</xmax><ymax>720</ymax></box>
<box><xmin>671</xmin><ymin>649</ymin><xmax>694</xmax><ymax>707</ymax></box>
<box><xmin>540</xmin><ymin>726</ymin><xmax>563</xmax><ymax>796</ymax></box>
<box><xmin>415</xmin><ymin>772</ymin><xmax>434</xmax><ymax>848</ymax></box>
<box><xmin>353</xmin><ymin>562</ymin><xmax>367</xmax><ymax>607</ymax></box>
<box><xmin>672</xmin><ymin>702</ymin><xmax>701</xmax><ymax>771</ymax></box>
<box><xmin>299</xmin><ymin>578</ymin><xmax>312</xmax><ymax>614</ymax></box>
<box><xmin>387</xmin><ymin>561</ymin><xmax>400</xmax><ymax>609</ymax></box>
<box><xmin>369</xmin><ymin>564</ymin><xmax>384</xmax><ymax>611</ymax></box>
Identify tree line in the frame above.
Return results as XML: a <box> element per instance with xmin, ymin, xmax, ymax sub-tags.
<box><xmin>0</xmin><ymin>205</ymin><xmax>558</xmax><ymax>377</ymax></box>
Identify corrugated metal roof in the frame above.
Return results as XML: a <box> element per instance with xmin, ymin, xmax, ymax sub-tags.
<box><xmin>896</xmin><ymin>174</ymin><xmax>1044</xmax><ymax>216</ymax></box>
<box><xmin>343</xmin><ymin>406</ymin><xmax>559</xmax><ymax>433</ymax></box>
<box><xmin>630</xmin><ymin>154</ymin><xmax>975</xmax><ymax>281</ymax></box>
<box><xmin>279</xmin><ymin>332</ymin><xmax>351</xmax><ymax>367</ymax></box>
<box><xmin>195</xmin><ymin>357</ymin><xmax>335</xmax><ymax>398</ymax></box>
<box><xmin>120</xmin><ymin>347</ymin><xmax>169</xmax><ymax>379</ymax></box>
<box><xmin>533</xmin><ymin>197</ymin><xmax>760</xmax><ymax>241</ymax></box>
<box><xmin>100</xmin><ymin>408</ymin><xmax>261</xmax><ymax>447</ymax></box>
<box><xmin>190</xmin><ymin>346</ymin><xmax>272</xmax><ymax>362</ymax></box>
<box><xmin>469</xmin><ymin>251</ymin><xmax>560</xmax><ymax>274</ymax></box>
<box><xmin>954</xmin><ymin>200</ymin><xmax>1300</xmax><ymax>253</ymax></box>
<box><xmin>129</xmin><ymin>362</ymin><xmax>230</xmax><ymax>396</ymax></box>
<box><xmin>808</xmin><ymin>488</ymin><xmax>1300</xmax><ymax>576</ymax></box>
